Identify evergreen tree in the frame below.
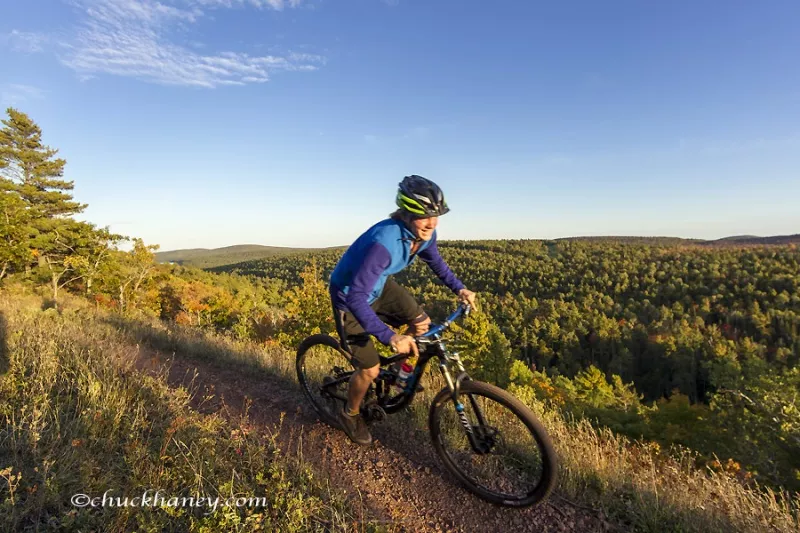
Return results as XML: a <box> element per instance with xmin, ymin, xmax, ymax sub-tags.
<box><xmin>0</xmin><ymin>108</ymin><xmax>122</xmax><ymax>299</ymax></box>
<box><xmin>0</xmin><ymin>108</ymin><xmax>86</xmax><ymax>219</ymax></box>
<box><xmin>0</xmin><ymin>190</ymin><xmax>31</xmax><ymax>279</ymax></box>
<box><xmin>0</xmin><ymin>108</ymin><xmax>91</xmax><ymax>281</ymax></box>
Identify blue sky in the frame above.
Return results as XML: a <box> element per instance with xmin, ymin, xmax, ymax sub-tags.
<box><xmin>2</xmin><ymin>0</ymin><xmax>799</xmax><ymax>251</ymax></box>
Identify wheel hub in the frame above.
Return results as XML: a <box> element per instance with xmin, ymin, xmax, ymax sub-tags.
<box><xmin>472</xmin><ymin>425</ymin><xmax>499</xmax><ymax>454</ymax></box>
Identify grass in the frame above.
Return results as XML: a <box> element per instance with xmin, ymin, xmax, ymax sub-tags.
<box><xmin>294</xmin><ymin>341</ymin><xmax>800</xmax><ymax>531</ymax></box>
<box><xmin>5</xmin><ymin>289</ymin><xmax>798</xmax><ymax>532</ymax></box>
<box><xmin>116</xmin><ymin>314</ymin><xmax>800</xmax><ymax>532</ymax></box>
<box><xmin>511</xmin><ymin>386</ymin><xmax>800</xmax><ymax>533</ymax></box>
<box><xmin>108</xmin><ymin>308</ymin><xmax>800</xmax><ymax>531</ymax></box>
<box><xmin>0</xmin><ymin>294</ymin><xmax>377</xmax><ymax>532</ymax></box>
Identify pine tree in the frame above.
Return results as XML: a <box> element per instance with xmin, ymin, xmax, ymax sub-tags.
<box><xmin>449</xmin><ymin>308</ymin><xmax>514</xmax><ymax>387</ymax></box>
<box><xmin>0</xmin><ymin>108</ymin><xmax>90</xmax><ymax>280</ymax></box>
<box><xmin>0</xmin><ymin>108</ymin><xmax>86</xmax><ymax>219</ymax></box>
<box><xmin>0</xmin><ymin>108</ymin><xmax>119</xmax><ymax>298</ymax></box>
<box><xmin>0</xmin><ymin>190</ymin><xmax>31</xmax><ymax>279</ymax></box>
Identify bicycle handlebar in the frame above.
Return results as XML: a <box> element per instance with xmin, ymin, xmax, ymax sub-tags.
<box><xmin>420</xmin><ymin>303</ymin><xmax>471</xmax><ymax>339</ymax></box>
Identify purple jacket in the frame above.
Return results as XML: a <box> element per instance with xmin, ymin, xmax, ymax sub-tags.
<box><xmin>329</xmin><ymin>218</ymin><xmax>465</xmax><ymax>345</ymax></box>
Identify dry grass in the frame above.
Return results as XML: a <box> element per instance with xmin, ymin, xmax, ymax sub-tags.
<box><xmin>0</xmin><ymin>293</ymin><xmax>376</xmax><ymax>532</ymax></box>
<box><xmin>7</xmin><ymin>290</ymin><xmax>797</xmax><ymax>532</ymax></box>
<box><xmin>516</xmin><ymin>387</ymin><xmax>800</xmax><ymax>533</ymax></box>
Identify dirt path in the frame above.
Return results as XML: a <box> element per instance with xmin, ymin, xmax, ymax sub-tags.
<box><xmin>134</xmin><ymin>348</ymin><xmax>612</xmax><ymax>533</ymax></box>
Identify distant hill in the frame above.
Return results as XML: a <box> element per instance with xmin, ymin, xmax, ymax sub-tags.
<box><xmin>155</xmin><ymin>244</ymin><xmax>337</xmax><ymax>269</ymax></box>
<box><xmin>159</xmin><ymin>233</ymin><xmax>799</xmax><ymax>270</ymax></box>
<box><xmin>711</xmin><ymin>235</ymin><xmax>761</xmax><ymax>242</ymax></box>
<box><xmin>701</xmin><ymin>234</ymin><xmax>800</xmax><ymax>246</ymax></box>
<box><xmin>556</xmin><ymin>234</ymin><xmax>800</xmax><ymax>246</ymax></box>
<box><xmin>554</xmin><ymin>236</ymin><xmax>705</xmax><ymax>246</ymax></box>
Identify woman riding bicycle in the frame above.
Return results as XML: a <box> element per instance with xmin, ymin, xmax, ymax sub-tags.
<box><xmin>329</xmin><ymin>175</ymin><xmax>476</xmax><ymax>445</ymax></box>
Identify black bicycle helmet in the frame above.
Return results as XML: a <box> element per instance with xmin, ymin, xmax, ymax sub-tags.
<box><xmin>395</xmin><ymin>175</ymin><xmax>450</xmax><ymax>217</ymax></box>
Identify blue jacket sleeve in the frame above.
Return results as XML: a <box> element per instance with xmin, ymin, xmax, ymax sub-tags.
<box><xmin>418</xmin><ymin>233</ymin><xmax>466</xmax><ymax>294</ymax></box>
<box><xmin>344</xmin><ymin>242</ymin><xmax>396</xmax><ymax>346</ymax></box>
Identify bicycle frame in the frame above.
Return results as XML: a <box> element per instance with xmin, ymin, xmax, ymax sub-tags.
<box><xmin>303</xmin><ymin>302</ymin><xmax>559</xmax><ymax>505</ymax></box>
<box><xmin>321</xmin><ymin>304</ymin><xmax>479</xmax><ymax>418</ymax></box>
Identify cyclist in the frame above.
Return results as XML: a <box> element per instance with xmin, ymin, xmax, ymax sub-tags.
<box><xmin>329</xmin><ymin>175</ymin><xmax>476</xmax><ymax>445</ymax></box>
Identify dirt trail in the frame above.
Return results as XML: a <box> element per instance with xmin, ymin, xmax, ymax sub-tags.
<box><xmin>135</xmin><ymin>348</ymin><xmax>612</xmax><ymax>533</ymax></box>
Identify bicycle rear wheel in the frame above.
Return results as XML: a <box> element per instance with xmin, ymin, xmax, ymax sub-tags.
<box><xmin>429</xmin><ymin>380</ymin><xmax>558</xmax><ymax>507</ymax></box>
<box><xmin>296</xmin><ymin>334</ymin><xmax>355</xmax><ymax>427</ymax></box>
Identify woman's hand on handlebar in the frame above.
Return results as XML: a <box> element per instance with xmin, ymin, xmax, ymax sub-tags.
<box><xmin>390</xmin><ymin>334</ymin><xmax>419</xmax><ymax>358</ymax></box>
<box><xmin>457</xmin><ymin>288</ymin><xmax>476</xmax><ymax>309</ymax></box>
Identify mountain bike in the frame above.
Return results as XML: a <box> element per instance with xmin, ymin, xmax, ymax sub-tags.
<box><xmin>295</xmin><ymin>303</ymin><xmax>558</xmax><ymax>507</ymax></box>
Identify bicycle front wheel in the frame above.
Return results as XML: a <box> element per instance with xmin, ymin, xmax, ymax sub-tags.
<box><xmin>429</xmin><ymin>380</ymin><xmax>558</xmax><ymax>507</ymax></box>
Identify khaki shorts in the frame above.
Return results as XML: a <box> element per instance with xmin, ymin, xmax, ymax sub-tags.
<box><xmin>341</xmin><ymin>278</ymin><xmax>425</xmax><ymax>369</ymax></box>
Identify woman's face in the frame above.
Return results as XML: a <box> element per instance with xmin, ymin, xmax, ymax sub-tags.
<box><xmin>410</xmin><ymin>216</ymin><xmax>438</xmax><ymax>241</ymax></box>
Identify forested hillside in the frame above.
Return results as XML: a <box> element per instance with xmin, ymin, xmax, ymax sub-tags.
<box><xmin>217</xmin><ymin>238</ymin><xmax>800</xmax><ymax>491</ymax></box>
<box><xmin>155</xmin><ymin>244</ymin><xmax>341</xmax><ymax>269</ymax></box>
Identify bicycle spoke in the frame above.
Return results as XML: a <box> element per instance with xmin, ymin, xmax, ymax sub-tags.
<box><xmin>435</xmin><ymin>389</ymin><xmax>548</xmax><ymax>500</ymax></box>
<box><xmin>297</xmin><ymin>337</ymin><xmax>354</xmax><ymax>425</ymax></box>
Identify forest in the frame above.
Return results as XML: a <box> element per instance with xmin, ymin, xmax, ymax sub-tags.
<box><xmin>2</xmin><ymin>106</ymin><xmax>798</xmax><ymax>497</ymax></box>
<box><xmin>215</xmin><ymin>237</ymin><xmax>800</xmax><ymax>491</ymax></box>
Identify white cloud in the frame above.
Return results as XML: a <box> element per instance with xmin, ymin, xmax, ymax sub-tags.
<box><xmin>14</xmin><ymin>0</ymin><xmax>321</xmax><ymax>88</ymax></box>
<box><xmin>192</xmin><ymin>0</ymin><xmax>297</xmax><ymax>9</ymax></box>
<box><xmin>3</xmin><ymin>30</ymin><xmax>49</xmax><ymax>53</ymax></box>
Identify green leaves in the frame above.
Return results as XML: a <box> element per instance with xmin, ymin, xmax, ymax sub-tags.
<box><xmin>449</xmin><ymin>308</ymin><xmax>513</xmax><ymax>387</ymax></box>
<box><xmin>276</xmin><ymin>259</ymin><xmax>334</xmax><ymax>346</ymax></box>
<box><xmin>0</xmin><ymin>189</ymin><xmax>32</xmax><ymax>279</ymax></box>
<box><xmin>0</xmin><ymin>107</ymin><xmax>85</xmax><ymax>220</ymax></box>
<box><xmin>0</xmin><ymin>108</ymin><xmax>135</xmax><ymax>300</ymax></box>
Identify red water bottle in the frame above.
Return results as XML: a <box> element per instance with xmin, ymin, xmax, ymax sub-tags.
<box><xmin>395</xmin><ymin>362</ymin><xmax>413</xmax><ymax>391</ymax></box>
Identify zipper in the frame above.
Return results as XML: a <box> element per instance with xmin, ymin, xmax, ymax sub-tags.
<box><xmin>402</xmin><ymin>235</ymin><xmax>422</xmax><ymax>261</ymax></box>
<box><xmin>399</xmin><ymin>221</ymin><xmax>423</xmax><ymax>260</ymax></box>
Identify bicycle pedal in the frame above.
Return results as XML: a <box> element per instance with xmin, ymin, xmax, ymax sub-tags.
<box><xmin>363</xmin><ymin>404</ymin><xmax>386</xmax><ymax>423</ymax></box>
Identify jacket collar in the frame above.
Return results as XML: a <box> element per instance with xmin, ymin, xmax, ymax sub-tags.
<box><xmin>388</xmin><ymin>217</ymin><xmax>435</xmax><ymax>252</ymax></box>
<box><xmin>397</xmin><ymin>219</ymin><xmax>418</xmax><ymax>241</ymax></box>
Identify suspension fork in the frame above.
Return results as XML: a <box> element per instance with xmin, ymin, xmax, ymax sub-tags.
<box><xmin>439</xmin><ymin>355</ymin><xmax>491</xmax><ymax>452</ymax></box>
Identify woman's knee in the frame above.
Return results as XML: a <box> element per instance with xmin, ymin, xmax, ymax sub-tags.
<box><xmin>361</xmin><ymin>364</ymin><xmax>381</xmax><ymax>380</ymax></box>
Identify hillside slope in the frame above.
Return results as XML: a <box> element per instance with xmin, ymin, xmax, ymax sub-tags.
<box><xmin>2</xmin><ymin>294</ymin><xmax>798</xmax><ymax>532</ymax></box>
<box><xmin>702</xmin><ymin>234</ymin><xmax>800</xmax><ymax>246</ymax></box>
<box><xmin>155</xmin><ymin>244</ymin><xmax>340</xmax><ymax>269</ymax></box>
<box><xmin>0</xmin><ymin>296</ymin><xmax>359</xmax><ymax>531</ymax></box>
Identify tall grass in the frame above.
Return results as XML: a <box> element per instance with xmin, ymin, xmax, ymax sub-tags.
<box><xmin>0</xmin><ymin>296</ymin><xmax>374</xmax><ymax>532</ymax></box>
<box><xmin>10</xmin><ymin>292</ymin><xmax>798</xmax><ymax>532</ymax></box>
<box><xmin>527</xmin><ymin>401</ymin><xmax>799</xmax><ymax>532</ymax></box>
<box><xmin>405</xmin><ymin>372</ymin><xmax>800</xmax><ymax>532</ymax></box>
